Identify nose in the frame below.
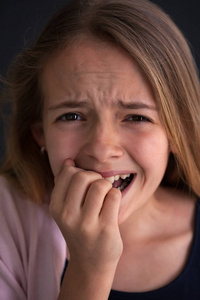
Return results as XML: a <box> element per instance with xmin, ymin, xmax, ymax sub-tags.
<box><xmin>82</xmin><ymin>121</ymin><xmax>124</xmax><ymax>163</ymax></box>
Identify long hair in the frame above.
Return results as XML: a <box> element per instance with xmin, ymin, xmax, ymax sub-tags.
<box><xmin>1</xmin><ymin>0</ymin><xmax>200</xmax><ymax>203</ymax></box>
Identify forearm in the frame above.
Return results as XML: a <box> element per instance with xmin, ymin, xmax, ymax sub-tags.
<box><xmin>58</xmin><ymin>262</ymin><xmax>116</xmax><ymax>300</ymax></box>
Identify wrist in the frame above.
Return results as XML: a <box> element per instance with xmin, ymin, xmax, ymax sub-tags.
<box><xmin>59</xmin><ymin>260</ymin><xmax>117</xmax><ymax>300</ymax></box>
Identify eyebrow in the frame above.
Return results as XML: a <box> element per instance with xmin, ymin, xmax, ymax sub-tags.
<box><xmin>48</xmin><ymin>100</ymin><xmax>89</xmax><ymax>110</ymax></box>
<box><xmin>48</xmin><ymin>99</ymin><xmax>157</xmax><ymax>111</ymax></box>
<box><xmin>117</xmin><ymin>100</ymin><xmax>157</xmax><ymax>111</ymax></box>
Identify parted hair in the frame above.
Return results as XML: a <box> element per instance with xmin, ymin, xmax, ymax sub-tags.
<box><xmin>1</xmin><ymin>0</ymin><xmax>200</xmax><ymax>203</ymax></box>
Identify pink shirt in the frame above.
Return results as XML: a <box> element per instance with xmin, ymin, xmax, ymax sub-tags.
<box><xmin>0</xmin><ymin>176</ymin><xmax>66</xmax><ymax>299</ymax></box>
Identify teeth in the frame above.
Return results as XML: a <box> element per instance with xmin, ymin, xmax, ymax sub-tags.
<box><xmin>104</xmin><ymin>174</ymin><xmax>130</xmax><ymax>184</ymax></box>
<box><xmin>118</xmin><ymin>182</ymin><xmax>127</xmax><ymax>191</ymax></box>
<box><xmin>120</xmin><ymin>174</ymin><xmax>129</xmax><ymax>180</ymax></box>
<box><xmin>105</xmin><ymin>176</ymin><xmax>115</xmax><ymax>184</ymax></box>
<box><xmin>114</xmin><ymin>175</ymin><xmax>120</xmax><ymax>181</ymax></box>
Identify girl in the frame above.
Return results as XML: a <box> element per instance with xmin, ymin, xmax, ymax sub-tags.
<box><xmin>1</xmin><ymin>0</ymin><xmax>200</xmax><ymax>299</ymax></box>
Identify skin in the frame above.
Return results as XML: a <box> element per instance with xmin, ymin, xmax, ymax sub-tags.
<box><xmin>32</xmin><ymin>38</ymin><xmax>195</xmax><ymax>299</ymax></box>
<box><xmin>39</xmin><ymin>39</ymin><xmax>170</xmax><ymax>223</ymax></box>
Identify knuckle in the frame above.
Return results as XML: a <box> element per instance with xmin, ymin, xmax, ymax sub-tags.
<box><xmin>72</xmin><ymin>170</ymin><xmax>102</xmax><ymax>184</ymax></box>
<box><xmin>91</xmin><ymin>178</ymin><xmax>112</xmax><ymax>192</ymax></box>
<box><xmin>90</xmin><ymin>179</ymin><xmax>112</xmax><ymax>195</ymax></box>
<box><xmin>89</xmin><ymin>181</ymin><xmax>103</xmax><ymax>194</ymax></box>
<box><xmin>79</xmin><ymin>220</ymin><xmax>93</xmax><ymax>237</ymax></box>
<box><xmin>87</xmin><ymin>171</ymin><xmax>102</xmax><ymax>180</ymax></box>
<box><xmin>49</xmin><ymin>200</ymin><xmax>75</xmax><ymax>228</ymax></box>
<box><xmin>60</xmin><ymin>210</ymin><xmax>73</xmax><ymax>226</ymax></box>
<box><xmin>62</xmin><ymin>205</ymin><xmax>77</xmax><ymax>222</ymax></box>
<box><xmin>73</xmin><ymin>170</ymin><xmax>88</xmax><ymax>183</ymax></box>
<box><xmin>60</xmin><ymin>209</ymin><xmax>77</xmax><ymax>232</ymax></box>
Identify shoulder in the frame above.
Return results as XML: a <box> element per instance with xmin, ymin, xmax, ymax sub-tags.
<box><xmin>0</xmin><ymin>174</ymin><xmax>65</xmax><ymax>243</ymax></box>
<box><xmin>0</xmin><ymin>175</ymin><xmax>29</xmax><ymax>207</ymax></box>
<box><xmin>0</xmin><ymin>175</ymin><xmax>47</xmax><ymax>226</ymax></box>
<box><xmin>0</xmin><ymin>175</ymin><xmax>66</xmax><ymax>299</ymax></box>
<box><xmin>0</xmin><ymin>174</ymin><xmax>66</xmax><ymax>262</ymax></box>
<box><xmin>0</xmin><ymin>175</ymin><xmax>49</xmax><ymax>246</ymax></box>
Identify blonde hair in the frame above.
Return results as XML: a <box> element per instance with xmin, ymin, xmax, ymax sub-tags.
<box><xmin>1</xmin><ymin>0</ymin><xmax>200</xmax><ymax>203</ymax></box>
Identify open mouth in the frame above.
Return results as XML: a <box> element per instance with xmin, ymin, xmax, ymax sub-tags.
<box><xmin>104</xmin><ymin>173</ymin><xmax>135</xmax><ymax>192</ymax></box>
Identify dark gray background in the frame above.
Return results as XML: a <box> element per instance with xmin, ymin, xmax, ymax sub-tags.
<box><xmin>0</xmin><ymin>0</ymin><xmax>200</xmax><ymax>162</ymax></box>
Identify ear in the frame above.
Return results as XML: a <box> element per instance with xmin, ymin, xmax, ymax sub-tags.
<box><xmin>169</xmin><ymin>141</ymin><xmax>177</xmax><ymax>154</ymax></box>
<box><xmin>31</xmin><ymin>121</ymin><xmax>45</xmax><ymax>147</ymax></box>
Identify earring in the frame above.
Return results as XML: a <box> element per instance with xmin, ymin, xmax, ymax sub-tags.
<box><xmin>40</xmin><ymin>146</ymin><xmax>46</xmax><ymax>154</ymax></box>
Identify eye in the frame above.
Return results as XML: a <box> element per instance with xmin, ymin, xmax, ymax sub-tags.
<box><xmin>124</xmin><ymin>115</ymin><xmax>152</xmax><ymax>123</ymax></box>
<box><xmin>56</xmin><ymin>112</ymin><xmax>84</xmax><ymax>122</ymax></box>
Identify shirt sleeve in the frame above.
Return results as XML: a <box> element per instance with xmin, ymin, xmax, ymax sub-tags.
<box><xmin>0</xmin><ymin>176</ymin><xmax>66</xmax><ymax>300</ymax></box>
<box><xmin>0</xmin><ymin>178</ymin><xmax>28</xmax><ymax>299</ymax></box>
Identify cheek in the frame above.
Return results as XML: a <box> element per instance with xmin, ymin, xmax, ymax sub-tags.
<box><xmin>127</xmin><ymin>132</ymin><xmax>169</xmax><ymax>172</ymax></box>
<box><xmin>45</xmin><ymin>131</ymin><xmax>82</xmax><ymax>176</ymax></box>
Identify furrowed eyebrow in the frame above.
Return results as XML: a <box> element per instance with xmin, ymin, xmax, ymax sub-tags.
<box><xmin>117</xmin><ymin>100</ymin><xmax>157</xmax><ymax>111</ymax></box>
<box><xmin>48</xmin><ymin>100</ymin><xmax>88</xmax><ymax>110</ymax></box>
<box><xmin>48</xmin><ymin>99</ymin><xmax>157</xmax><ymax>111</ymax></box>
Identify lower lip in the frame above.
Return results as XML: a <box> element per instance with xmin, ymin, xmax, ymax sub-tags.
<box><xmin>121</xmin><ymin>174</ymin><xmax>136</xmax><ymax>197</ymax></box>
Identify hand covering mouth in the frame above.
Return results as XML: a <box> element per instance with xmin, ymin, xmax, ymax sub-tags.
<box><xmin>104</xmin><ymin>173</ymin><xmax>135</xmax><ymax>192</ymax></box>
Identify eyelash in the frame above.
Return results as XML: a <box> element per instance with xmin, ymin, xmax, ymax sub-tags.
<box><xmin>124</xmin><ymin>115</ymin><xmax>152</xmax><ymax>123</ymax></box>
<box><xmin>56</xmin><ymin>112</ymin><xmax>84</xmax><ymax>122</ymax></box>
<box><xmin>55</xmin><ymin>113</ymin><xmax>152</xmax><ymax>124</ymax></box>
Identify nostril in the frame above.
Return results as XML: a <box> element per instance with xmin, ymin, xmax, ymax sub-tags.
<box><xmin>83</xmin><ymin>139</ymin><xmax>124</xmax><ymax>162</ymax></box>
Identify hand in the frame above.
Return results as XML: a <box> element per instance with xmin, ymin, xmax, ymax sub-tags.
<box><xmin>50</xmin><ymin>159</ymin><xmax>123</xmax><ymax>275</ymax></box>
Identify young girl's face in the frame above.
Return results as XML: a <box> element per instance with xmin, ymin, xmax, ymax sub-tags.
<box><xmin>39</xmin><ymin>39</ymin><xmax>170</xmax><ymax>222</ymax></box>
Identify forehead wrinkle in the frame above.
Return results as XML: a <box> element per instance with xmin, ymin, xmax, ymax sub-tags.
<box><xmin>69</xmin><ymin>70</ymin><xmax>153</xmax><ymax>104</ymax></box>
<box><xmin>66</xmin><ymin>76</ymin><xmax>121</xmax><ymax>107</ymax></box>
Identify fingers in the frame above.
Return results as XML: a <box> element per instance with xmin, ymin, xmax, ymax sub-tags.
<box><xmin>50</xmin><ymin>159</ymin><xmax>122</xmax><ymax>233</ymax></box>
<box><xmin>50</xmin><ymin>160</ymin><xmax>79</xmax><ymax>219</ymax></box>
<box><xmin>100</xmin><ymin>187</ymin><xmax>121</xmax><ymax>224</ymax></box>
<box><xmin>49</xmin><ymin>160</ymin><xmax>123</xmax><ymax>270</ymax></box>
<box><xmin>50</xmin><ymin>159</ymin><xmax>103</xmax><ymax>222</ymax></box>
<box><xmin>82</xmin><ymin>179</ymin><xmax>120</xmax><ymax>223</ymax></box>
<box><xmin>62</xmin><ymin>170</ymin><xmax>103</xmax><ymax>219</ymax></box>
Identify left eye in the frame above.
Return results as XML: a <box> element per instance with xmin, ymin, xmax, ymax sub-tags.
<box><xmin>124</xmin><ymin>115</ymin><xmax>151</xmax><ymax>122</ymax></box>
<box><xmin>56</xmin><ymin>113</ymin><xmax>84</xmax><ymax>122</ymax></box>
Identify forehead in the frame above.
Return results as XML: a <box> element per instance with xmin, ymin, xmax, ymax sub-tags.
<box><xmin>43</xmin><ymin>38</ymin><xmax>146</xmax><ymax>80</ymax></box>
<box><xmin>41</xmin><ymin>38</ymin><xmax>155</xmax><ymax>107</ymax></box>
<box><xmin>51</xmin><ymin>39</ymin><xmax>139</xmax><ymax>68</ymax></box>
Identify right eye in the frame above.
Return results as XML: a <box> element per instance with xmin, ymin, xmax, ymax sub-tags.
<box><xmin>56</xmin><ymin>113</ymin><xmax>84</xmax><ymax>122</ymax></box>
